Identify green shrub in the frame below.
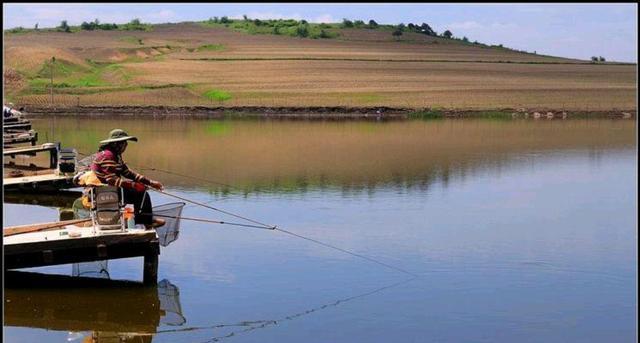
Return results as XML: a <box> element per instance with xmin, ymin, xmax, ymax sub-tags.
<box><xmin>203</xmin><ymin>89</ymin><xmax>231</xmax><ymax>102</ymax></box>
<box><xmin>197</xmin><ymin>44</ymin><xmax>225</xmax><ymax>52</ymax></box>
<box><xmin>295</xmin><ymin>24</ymin><xmax>309</xmax><ymax>38</ymax></box>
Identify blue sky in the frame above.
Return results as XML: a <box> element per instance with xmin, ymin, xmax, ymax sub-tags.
<box><xmin>3</xmin><ymin>3</ymin><xmax>637</xmax><ymax>62</ymax></box>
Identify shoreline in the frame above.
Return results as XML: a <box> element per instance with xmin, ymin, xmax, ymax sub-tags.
<box><xmin>22</xmin><ymin>106</ymin><xmax>636</xmax><ymax>120</ymax></box>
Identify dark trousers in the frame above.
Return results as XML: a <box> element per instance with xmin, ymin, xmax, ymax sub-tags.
<box><xmin>122</xmin><ymin>188</ymin><xmax>153</xmax><ymax>225</ymax></box>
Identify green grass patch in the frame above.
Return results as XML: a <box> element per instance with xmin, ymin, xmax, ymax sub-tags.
<box><xmin>196</xmin><ymin>44</ymin><xmax>225</xmax><ymax>52</ymax></box>
<box><xmin>29</xmin><ymin>60</ymin><xmax>121</xmax><ymax>91</ymax></box>
<box><xmin>36</xmin><ymin>59</ymin><xmax>86</xmax><ymax>79</ymax></box>
<box><xmin>4</xmin><ymin>27</ymin><xmax>32</xmax><ymax>34</ymax></box>
<box><xmin>203</xmin><ymin>89</ymin><xmax>232</xmax><ymax>102</ymax></box>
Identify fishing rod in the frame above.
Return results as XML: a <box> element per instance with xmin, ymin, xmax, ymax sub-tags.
<box><xmin>76</xmin><ymin>151</ymin><xmax>240</xmax><ymax>190</ymax></box>
<box><xmin>150</xmin><ymin>189</ymin><xmax>277</xmax><ymax>230</ymax></box>
<box><xmin>77</xmin><ymin>151</ymin><xmax>417</xmax><ymax>277</ymax></box>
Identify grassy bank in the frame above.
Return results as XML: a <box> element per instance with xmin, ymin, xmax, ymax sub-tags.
<box><xmin>4</xmin><ymin>21</ymin><xmax>636</xmax><ymax>111</ymax></box>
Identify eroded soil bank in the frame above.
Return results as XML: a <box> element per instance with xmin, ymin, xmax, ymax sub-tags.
<box><xmin>23</xmin><ymin>106</ymin><xmax>636</xmax><ymax>120</ymax></box>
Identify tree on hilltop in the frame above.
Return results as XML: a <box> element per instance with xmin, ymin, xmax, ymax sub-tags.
<box><xmin>368</xmin><ymin>19</ymin><xmax>378</xmax><ymax>28</ymax></box>
<box><xmin>442</xmin><ymin>30</ymin><xmax>452</xmax><ymax>39</ymax></box>
<box><xmin>58</xmin><ymin>20</ymin><xmax>71</xmax><ymax>32</ymax></box>
<box><xmin>420</xmin><ymin>23</ymin><xmax>436</xmax><ymax>36</ymax></box>
<box><xmin>392</xmin><ymin>28</ymin><xmax>403</xmax><ymax>40</ymax></box>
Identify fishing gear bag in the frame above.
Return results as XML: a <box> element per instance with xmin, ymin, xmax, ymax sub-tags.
<box><xmin>91</xmin><ymin>186</ymin><xmax>125</xmax><ymax>231</ymax></box>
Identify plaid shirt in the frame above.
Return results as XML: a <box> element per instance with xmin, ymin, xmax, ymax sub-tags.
<box><xmin>91</xmin><ymin>148</ymin><xmax>150</xmax><ymax>189</ymax></box>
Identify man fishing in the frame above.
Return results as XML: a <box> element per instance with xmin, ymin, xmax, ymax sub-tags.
<box><xmin>90</xmin><ymin>129</ymin><xmax>165</xmax><ymax>229</ymax></box>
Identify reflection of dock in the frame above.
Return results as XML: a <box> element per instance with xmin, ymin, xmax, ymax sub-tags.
<box><xmin>3</xmin><ymin>190</ymin><xmax>82</xmax><ymax>207</ymax></box>
<box><xmin>5</xmin><ymin>271</ymin><xmax>185</xmax><ymax>342</ymax></box>
<box><xmin>5</xmin><ymin>271</ymin><xmax>161</xmax><ymax>334</ymax></box>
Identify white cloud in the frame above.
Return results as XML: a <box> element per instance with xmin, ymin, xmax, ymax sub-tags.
<box><xmin>312</xmin><ymin>14</ymin><xmax>336</xmax><ymax>24</ymax></box>
<box><xmin>142</xmin><ymin>9</ymin><xmax>177</xmax><ymax>22</ymax></box>
<box><xmin>447</xmin><ymin>21</ymin><xmax>483</xmax><ymax>30</ymax></box>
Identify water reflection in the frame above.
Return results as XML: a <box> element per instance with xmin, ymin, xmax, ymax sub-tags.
<box><xmin>4</xmin><ymin>190</ymin><xmax>81</xmax><ymax>221</ymax></box>
<box><xmin>32</xmin><ymin>118</ymin><xmax>635</xmax><ymax>194</ymax></box>
<box><xmin>5</xmin><ymin>118</ymin><xmax>636</xmax><ymax>343</ymax></box>
<box><xmin>5</xmin><ymin>271</ymin><xmax>415</xmax><ymax>343</ymax></box>
<box><xmin>4</xmin><ymin>271</ymin><xmax>185</xmax><ymax>343</ymax></box>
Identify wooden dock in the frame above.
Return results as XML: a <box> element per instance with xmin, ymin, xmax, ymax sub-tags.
<box><xmin>3</xmin><ymin>171</ymin><xmax>76</xmax><ymax>192</ymax></box>
<box><xmin>4</xmin><ymin>143</ymin><xmax>76</xmax><ymax>192</ymax></box>
<box><xmin>4</xmin><ymin>228</ymin><xmax>160</xmax><ymax>285</ymax></box>
<box><xmin>3</xmin><ymin>120</ymin><xmax>32</xmax><ymax>131</ymax></box>
<box><xmin>3</xmin><ymin>129</ymin><xmax>37</xmax><ymax>145</ymax></box>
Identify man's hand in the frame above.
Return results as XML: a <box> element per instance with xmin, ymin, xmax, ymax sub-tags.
<box><xmin>149</xmin><ymin>180</ymin><xmax>164</xmax><ymax>191</ymax></box>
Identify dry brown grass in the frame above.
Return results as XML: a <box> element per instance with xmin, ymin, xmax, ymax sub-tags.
<box><xmin>4</xmin><ymin>23</ymin><xmax>637</xmax><ymax>110</ymax></box>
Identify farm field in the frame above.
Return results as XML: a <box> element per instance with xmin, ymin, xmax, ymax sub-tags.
<box><xmin>4</xmin><ymin>22</ymin><xmax>637</xmax><ymax>110</ymax></box>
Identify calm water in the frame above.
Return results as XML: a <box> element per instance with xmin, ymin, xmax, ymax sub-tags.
<box><xmin>4</xmin><ymin>118</ymin><xmax>637</xmax><ymax>343</ymax></box>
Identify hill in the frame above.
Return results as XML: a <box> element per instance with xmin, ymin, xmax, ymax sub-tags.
<box><xmin>3</xmin><ymin>21</ymin><xmax>637</xmax><ymax>111</ymax></box>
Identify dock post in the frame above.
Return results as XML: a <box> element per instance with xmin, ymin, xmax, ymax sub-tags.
<box><xmin>143</xmin><ymin>239</ymin><xmax>160</xmax><ymax>285</ymax></box>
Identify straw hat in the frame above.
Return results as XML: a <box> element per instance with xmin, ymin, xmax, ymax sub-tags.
<box><xmin>99</xmin><ymin>129</ymin><xmax>138</xmax><ymax>145</ymax></box>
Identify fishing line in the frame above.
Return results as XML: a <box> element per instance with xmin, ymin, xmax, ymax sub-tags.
<box><xmin>150</xmin><ymin>191</ymin><xmax>416</xmax><ymax>277</ymax></box>
<box><xmin>149</xmin><ymin>189</ymin><xmax>277</xmax><ymax>230</ymax></box>
<box><xmin>77</xmin><ymin>151</ymin><xmax>417</xmax><ymax>277</ymax></box>
<box><xmin>142</xmin><ymin>213</ymin><xmax>274</xmax><ymax>230</ymax></box>
<box><xmin>77</xmin><ymin>151</ymin><xmax>240</xmax><ymax>191</ymax></box>
<box><xmin>273</xmin><ymin>227</ymin><xmax>418</xmax><ymax>277</ymax></box>
<box><xmin>155</xmin><ymin>276</ymin><xmax>416</xmax><ymax>336</ymax></box>
<box><xmin>77</xmin><ymin>151</ymin><xmax>274</xmax><ymax>227</ymax></box>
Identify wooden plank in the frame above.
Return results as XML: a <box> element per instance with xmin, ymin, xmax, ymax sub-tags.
<box><xmin>3</xmin><ymin>143</ymin><xmax>56</xmax><ymax>156</ymax></box>
<box><xmin>3</xmin><ymin>218</ymin><xmax>92</xmax><ymax>237</ymax></box>
<box><xmin>3</xmin><ymin>173</ymin><xmax>72</xmax><ymax>185</ymax></box>
<box><xmin>2</xmin><ymin>176</ymin><xmax>77</xmax><ymax>193</ymax></box>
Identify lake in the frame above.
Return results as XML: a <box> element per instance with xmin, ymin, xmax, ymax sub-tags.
<box><xmin>3</xmin><ymin>117</ymin><xmax>637</xmax><ymax>343</ymax></box>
